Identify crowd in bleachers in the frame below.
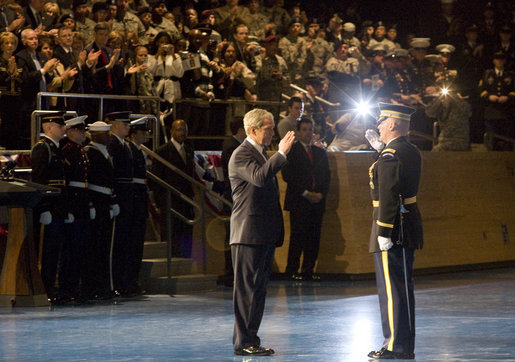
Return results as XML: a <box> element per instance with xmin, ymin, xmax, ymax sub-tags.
<box><xmin>0</xmin><ymin>0</ymin><xmax>514</xmax><ymax>150</ymax></box>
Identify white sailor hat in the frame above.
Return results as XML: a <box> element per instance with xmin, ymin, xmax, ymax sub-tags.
<box><xmin>435</xmin><ymin>43</ymin><xmax>455</xmax><ymax>54</ymax></box>
<box><xmin>65</xmin><ymin>115</ymin><xmax>88</xmax><ymax>129</ymax></box>
<box><xmin>129</xmin><ymin>116</ymin><xmax>149</xmax><ymax>131</ymax></box>
<box><xmin>409</xmin><ymin>37</ymin><xmax>431</xmax><ymax>49</ymax></box>
<box><xmin>393</xmin><ymin>48</ymin><xmax>409</xmax><ymax>57</ymax></box>
<box><xmin>89</xmin><ymin>121</ymin><xmax>111</xmax><ymax>131</ymax></box>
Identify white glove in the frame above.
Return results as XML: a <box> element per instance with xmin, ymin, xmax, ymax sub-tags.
<box><xmin>111</xmin><ymin>204</ymin><xmax>120</xmax><ymax>217</ymax></box>
<box><xmin>378</xmin><ymin>236</ymin><xmax>393</xmax><ymax>251</ymax></box>
<box><xmin>365</xmin><ymin>129</ymin><xmax>385</xmax><ymax>152</ymax></box>
<box><xmin>64</xmin><ymin>213</ymin><xmax>75</xmax><ymax>224</ymax></box>
<box><xmin>39</xmin><ymin>211</ymin><xmax>52</xmax><ymax>225</ymax></box>
<box><xmin>90</xmin><ymin>207</ymin><xmax>96</xmax><ymax>220</ymax></box>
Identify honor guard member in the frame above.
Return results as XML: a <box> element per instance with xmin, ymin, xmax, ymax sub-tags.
<box><xmin>60</xmin><ymin>115</ymin><xmax>91</xmax><ymax>303</ymax></box>
<box><xmin>126</xmin><ymin>117</ymin><xmax>150</xmax><ymax>296</ymax></box>
<box><xmin>367</xmin><ymin>103</ymin><xmax>423</xmax><ymax>360</ymax></box>
<box><xmin>31</xmin><ymin>111</ymin><xmax>74</xmax><ymax>303</ymax></box>
<box><xmin>83</xmin><ymin>121</ymin><xmax>119</xmax><ymax>300</ymax></box>
<box><xmin>105</xmin><ymin>111</ymin><xmax>134</xmax><ymax>295</ymax></box>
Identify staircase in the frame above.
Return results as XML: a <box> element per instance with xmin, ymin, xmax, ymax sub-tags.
<box><xmin>139</xmin><ymin>241</ymin><xmax>219</xmax><ymax>294</ymax></box>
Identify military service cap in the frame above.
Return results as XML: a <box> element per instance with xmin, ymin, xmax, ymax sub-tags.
<box><xmin>41</xmin><ymin>111</ymin><xmax>66</xmax><ymax>125</ymax></box>
<box><xmin>409</xmin><ymin>37</ymin><xmax>430</xmax><ymax>49</ymax></box>
<box><xmin>104</xmin><ymin>111</ymin><xmax>131</xmax><ymax>123</ymax></box>
<box><xmin>377</xmin><ymin>102</ymin><xmax>416</xmax><ymax>125</ymax></box>
<box><xmin>65</xmin><ymin>115</ymin><xmax>88</xmax><ymax>129</ymax></box>
<box><xmin>89</xmin><ymin>121</ymin><xmax>111</xmax><ymax>132</ymax></box>
<box><xmin>435</xmin><ymin>44</ymin><xmax>455</xmax><ymax>54</ymax></box>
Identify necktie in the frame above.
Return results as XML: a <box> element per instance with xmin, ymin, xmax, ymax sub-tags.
<box><xmin>306</xmin><ymin>145</ymin><xmax>313</xmax><ymax>164</ymax></box>
<box><xmin>101</xmin><ymin>48</ymin><xmax>113</xmax><ymax>88</ymax></box>
<box><xmin>32</xmin><ymin>53</ymin><xmax>47</xmax><ymax>92</ymax></box>
<box><xmin>261</xmin><ymin>148</ymin><xmax>269</xmax><ymax>161</ymax></box>
<box><xmin>180</xmin><ymin>145</ymin><xmax>186</xmax><ymax>164</ymax></box>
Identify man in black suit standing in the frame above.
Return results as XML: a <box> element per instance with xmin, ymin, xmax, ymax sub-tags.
<box><xmin>282</xmin><ymin>117</ymin><xmax>330</xmax><ymax>281</ymax></box>
<box><xmin>16</xmin><ymin>28</ymin><xmax>58</xmax><ymax>147</ymax></box>
<box><xmin>152</xmin><ymin>119</ymin><xmax>196</xmax><ymax>258</ymax></box>
<box><xmin>220</xmin><ymin>117</ymin><xmax>246</xmax><ymax>286</ymax></box>
<box><xmin>229</xmin><ymin>108</ymin><xmax>295</xmax><ymax>356</ymax></box>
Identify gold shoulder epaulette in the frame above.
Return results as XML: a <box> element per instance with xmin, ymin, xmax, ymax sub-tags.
<box><xmin>381</xmin><ymin>148</ymin><xmax>396</xmax><ymax>154</ymax></box>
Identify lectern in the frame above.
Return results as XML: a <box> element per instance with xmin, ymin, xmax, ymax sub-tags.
<box><xmin>0</xmin><ymin>180</ymin><xmax>59</xmax><ymax>307</ymax></box>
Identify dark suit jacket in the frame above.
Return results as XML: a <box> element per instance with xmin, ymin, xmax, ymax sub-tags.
<box><xmin>228</xmin><ymin>139</ymin><xmax>287</xmax><ymax>246</ymax></box>
<box><xmin>15</xmin><ymin>48</ymin><xmax>51</xmax><ymax>108</ymax></box>
<box><xmin>221</xmin><ymin>136</ymin><xmax>242</xmax><ymax>214</ymax></box>
<box><xmin>151</xmin><ymin>139</ymin><xmax>195</xmax><ymax>215</ymax></box>
<box><xmin>282</xmin><ymin>141</ymin><xmax>330</xmax><ymax>214</ymax></box>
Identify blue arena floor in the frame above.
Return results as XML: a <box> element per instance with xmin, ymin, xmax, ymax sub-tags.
<box><xmin>1</xmin><ymin>268</ymin><xmax>514</xmax><ymax>361</ymax></box>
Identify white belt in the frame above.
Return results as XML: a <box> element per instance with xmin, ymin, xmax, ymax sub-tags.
<box><xmin>132</xmin><ymin>178</ymin><xmax>146</xmax><ymax>185</ymax></box>
<box><xmin>88</xmin><ymin>184</ymin><xmax>113</xmax><ymax>195</ymax></box>
<box><xmin>68</xmin><ymin>181</ymin><xmax>87</xmax><ymax>188</ymax></box>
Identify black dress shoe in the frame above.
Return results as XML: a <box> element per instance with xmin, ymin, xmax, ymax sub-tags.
<box><xmin>368</xmin><ymin>347</ymin><xmax>414</xmax><ymax>359</ymax></box>
<box><xmin>234</xmin><ymin>346</ymin><xmax>275</xmax><ymax>356</ymax></box>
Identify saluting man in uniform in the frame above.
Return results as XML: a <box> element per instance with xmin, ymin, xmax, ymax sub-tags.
<box><xmin>83</xmin><ymin>121</ymin><xmax>120</xmax><ymax>300</ymax></box>
<box><xmin>31</xmin><ymin>111</ymin><xmax>73</xmax><ymax>304</ymax></box>
<box><xmin>368</xmin><ymin>103</ymin><xmax>424</xmax><ymax>360</ymax></box>
<box><xmin>105</xmin><ymin>111</ymin><xmax>134</xmax><ymax>296</ymax></box>
<box><xmin>60</xmin><ymin>115</ymin><xmax>91</xmax><ymax>303</ymax></box>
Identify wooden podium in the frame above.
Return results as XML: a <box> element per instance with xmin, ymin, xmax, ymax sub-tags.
<box><xmin>0</xmin><ymin>180</ymin><xmax>59</xmax><ymax>307</ymax></box>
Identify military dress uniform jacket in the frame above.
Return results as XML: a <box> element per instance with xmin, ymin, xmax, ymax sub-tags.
<box><xmin>84</xmin><ymin>143</ymin><xmax>115</xmax><ymax>210</ymax></box>
<box><xmin>107</xmin><ymin>135</ymin><xmax>134</xmax><ymax>203</ymax></box>
<box><xmin>31</xmin><ymin>137</ymin><xmax>67</xmax><ymax>218</ymax></box>
<box><xmin>368</xmin><ymin>136</ymin><xmax>423</xmax><ymax>253</ymax></box>
<box><xmin>479</xmin><ymin>69</ymin><xmax>515</xmax><ymax>121</ymax></box>
<box><xmin>228</xmin><ymin>140</ymin><xmax>287</xmax><ymax>247</ymax></box>
<box><xmin>61</xmin><ymin>139</ymin><xmax>90</xmax><ymax>220</ymax></box>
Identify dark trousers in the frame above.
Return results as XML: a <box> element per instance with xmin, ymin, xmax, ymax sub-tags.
<box><xmin>374</xmin><ymin>247</ymin><xmax>416</xmax><ymax>354</ymax></box>
<box><xmin>60</xmin><ymin>219</ymin><xmax>89</xmax><ymax>297</ymax></box>
<box><xmin>125</xmin><ymin>191</ymin><xmax>148</xmax><ymax>292</ymax></box>
<box><xmin>112</xmin><ymin>189</ymin><xmax>134</xmax><ymax>292</ymax></box>
<box><xmin>82</xmin><ymin>203</ymin><xmax>112</xmax><ymax>297</ymax></box>
<box><xmin>232</xmin><ymin>243</ymin><xmax>275</xmax><ymax>350</ymax></box>
<box><xmin>285</xmin><ymin>209</ymin><xmax>323</xmax><ymax>277</ymax></box>
<box><xmin>40</xmin><ymin>218</ymin><xmax>66</xmax><ymax>297</ymax></box>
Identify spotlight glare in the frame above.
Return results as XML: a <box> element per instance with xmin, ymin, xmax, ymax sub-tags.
<box><xmin>441</xmin><ymin>88</ymin><xmax>449</xmax><ymax>96</ymax></box>
<box><xmin>357</xmin><ymin>101</ymin><xmax>370</xmax><ymax>116</ymax></box>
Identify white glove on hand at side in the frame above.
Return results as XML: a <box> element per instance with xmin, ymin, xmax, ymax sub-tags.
<box><xmin>90</xmin><ymin>207</ymin><xmax>96</xmax><ymax>220</ymax></box>
<box><xmin>110</xmin><ymin>204</ymin><xmax>120</xmax><ymax>219</ymax></box>
<box><xmin>378</xmin><ymin>236</ymin><xmax>393</xmax><ymax>251</ymax></box>
<box><xmin>64</xmin><ymin>213</ymin><xmax>75</xmax><ymax>224</ymax></box>
<box><xmin>39</xmin><ymin>211</ymin><xmax>52</xmax><ymax>225</ymax></box>
<box><xmin>365</xmin><ymin>129</ymin><xmax>385</xmax><ymax>152</ymax></box>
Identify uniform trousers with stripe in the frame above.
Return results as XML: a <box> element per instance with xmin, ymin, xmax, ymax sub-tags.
<box><xmin>373</xmin><ymin>247</ymin><xmax>415</xmax><ymax>354</ymax></box>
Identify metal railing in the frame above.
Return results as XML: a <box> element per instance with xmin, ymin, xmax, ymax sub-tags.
<box><xmin>141</xmin><ymin>144</ymin><xmax>232</xmax><ymax>278</ymax></box>
<box><xmin>35</xmin><ymin>92</ymin><xmax>162</xmax><ymax>149</ymax></box>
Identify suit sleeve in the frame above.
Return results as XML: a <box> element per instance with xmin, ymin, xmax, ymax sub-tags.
<box><xmin>231</xmin><ymin>148</ymin><xmax>286</xmax><ymax>188</ymax></box>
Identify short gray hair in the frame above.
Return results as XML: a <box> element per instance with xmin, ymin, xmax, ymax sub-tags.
<box><xmin>243</xmin><ymin>108</ymin><xmax>274</xmax><ymax>135</ymax></box>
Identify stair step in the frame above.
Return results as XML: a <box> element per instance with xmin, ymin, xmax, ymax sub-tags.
<box><xmin>143</xmin><ymin>274</ymin><xmax>219</xmax><ymax>294</ymax></box>
<box><xmin>141</xmin><ymin>258</ymin><xmax>197</xmax><ymax>277</ymax></box>
<box><xmin>142</xmin><ymin>241</ymin><xmax>168</xmax><ymax>259</ymax></box>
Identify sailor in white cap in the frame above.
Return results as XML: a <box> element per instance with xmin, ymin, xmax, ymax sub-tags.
<box><xmin>82</xmin><ymin>120</ymin><xmax>119</xmax><ymax>301</ymax></box>
<box><xmin>434</xmin><ymin>43</ymin><xmax>458</xmax><ymax>88</ymax></box>
<box><xmin>59</xmin><ymin>114</ymin><xmax>91</xmax><ymax>303</ymax></box>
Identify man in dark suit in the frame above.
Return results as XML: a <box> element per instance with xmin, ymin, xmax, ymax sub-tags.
<box><xmin>282</xmin><ymin>117</ymin><xmax>330</xmax><ymax>281</ymax></box>
<box><xmin>220</xmin><ymin>117</ymin><xmax>245</xmax><ymax>286</ymax></box>
<box><xmin>229</xmin><ymin>108</ymin><xmax>295</xmax><ymax>356</ymax></box>
<box><xmin>151</xmin><ymin>119</ymin><xmax>196</xmax><ymax>258</ymax></box>
<box><xmin>16</xmin><ymin>28</ymin><xmax>58</xmax><ymax>148</ymax></box>
<box><xmin>367</xmin><ymin>103</ymin><xmax>423</xmax><ymax>360</ymax></box>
